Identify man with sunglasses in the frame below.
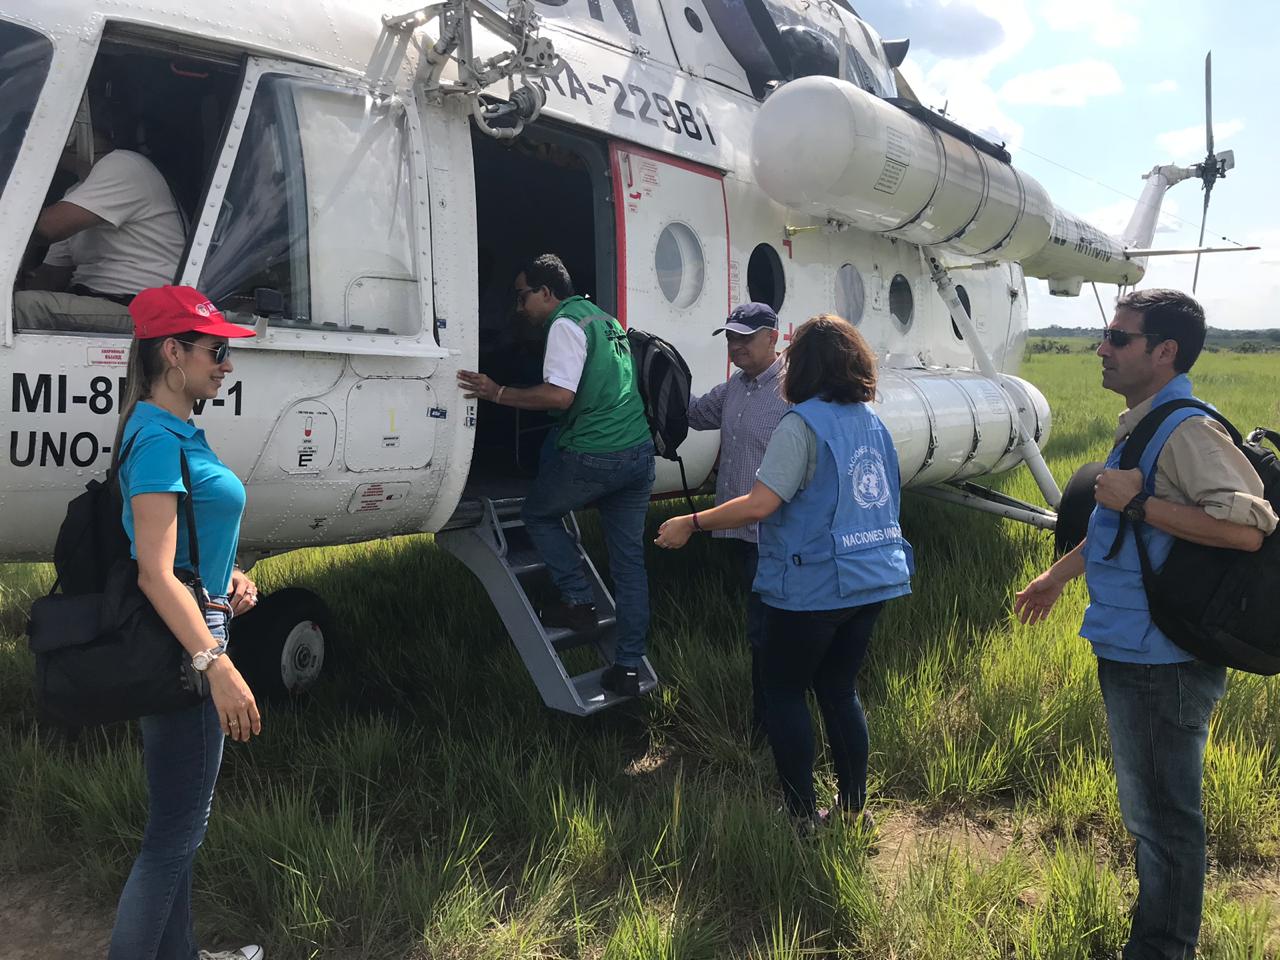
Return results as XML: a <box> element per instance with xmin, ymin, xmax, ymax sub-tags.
<box><xmin>458</xmin><ymin>254</ymin><xmax>655</xmax><ymax>697</ymax></box>
<box><xmin>1016</xmin><ymin>289</ymin><xmax>1276</xmax><ymax>960</ymax></box>
<box><xmin>686</xmin><ymin>303</ymin><xmax>789</xmax><ymax>741</ymax></box>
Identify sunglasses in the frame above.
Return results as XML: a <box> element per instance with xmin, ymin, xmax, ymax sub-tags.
<box><xmin>188</xmin><ymin>341</ymin><xmax>231</xmax><ymax>364</ymax></box>
<box><xmin>1100</xmin><ymin>329</ymin><xmax>1165</xmax><ymax>349</ymax></box>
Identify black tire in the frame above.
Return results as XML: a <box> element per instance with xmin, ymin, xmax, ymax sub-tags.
<box><xmin>228</xmin><ymin>587</ymin><xmax>331</xmax><ymax>702</ymax></box>
<box><xmin>1054</xmin><ymin>461</ymin><xmax>1106</xmax><ymax>556</ymax></box>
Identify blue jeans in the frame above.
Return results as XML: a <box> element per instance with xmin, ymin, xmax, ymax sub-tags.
<box><xmin>1097</xmin><ymin>657</ymin><xmax>1227</xmax><ymax>960</ymax></box>
<box><xmin>109</xmin><ymin>603</ymin><xmax>229</xmax><ymax>960</ymax></box>
<box><xmin>726</xmin><ymin>538</ymin><xmax>767</xmax><ymax>732</ymax></box>
<box><xmin>521</xmin><ymin>436</ymin><xmax>656</xmax><ymax>667</ymax></box>
<box><xmin>762</xmin><ymin>602</ymin><xmax>883</xmax><ymax>816</ymax></box>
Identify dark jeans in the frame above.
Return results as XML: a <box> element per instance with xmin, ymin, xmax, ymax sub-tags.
<box><xmin>109</xmin><ymin>605</ymin><xmax>228</xmax><ymax>960</ymax></box>
<box><xmin>1097</xmin><ymin>657</ymin><xmax>1227</xmax><ymax>960</ymax></box>
<box><xmin>724</xmin><ymin>538</ymin><xmax>767</xmax><ymax>732</ymax></box>
<box><xmin>522</xmin><ymin>436</ymin><xmax>656</xmax><ymax>667</ymax></box>
<box><xmin>762</xmin><ymin>602</ymin><xmax>884</xmax><ymax>816</ymax></box>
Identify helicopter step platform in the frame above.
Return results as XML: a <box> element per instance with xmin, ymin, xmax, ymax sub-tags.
<box><xmin>435</xmin><ymin>497</ymin><xmax>658</xmax><ymax>715</ymax></box>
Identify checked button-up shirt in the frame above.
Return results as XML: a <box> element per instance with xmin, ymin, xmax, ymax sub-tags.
<box><xmin>687</xmin><ymin>355</ymin><xmax>790</xmax><ymax>542</ymax></box>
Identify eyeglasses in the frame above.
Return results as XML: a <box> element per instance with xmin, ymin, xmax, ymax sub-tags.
<box><xmin>514</xmin><ymin>286</ymin><xmax>537</xmax><ymax>306</ymax></box>
<box><xmin>1100</xmin><ymin>329</ymin><xmax>1165</xmax><ymax>349</ymax></box>
<box><xmin>188</xmin><ymin>341</ymin><xmax>231</xmax><ymax>364</ymax></box>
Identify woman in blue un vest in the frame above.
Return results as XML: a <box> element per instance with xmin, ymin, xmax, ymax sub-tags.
<box><xmin>657</xmin><ymin>315</ymin><xmax>913</xmax><ymax>826</ymax></box>
<box><xmin>109</xmin><ymin>286</ymin><xmax>264</xmax><ymax>960</ymax></box>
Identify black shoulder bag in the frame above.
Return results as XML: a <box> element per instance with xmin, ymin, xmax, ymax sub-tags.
<box><xmin>27</xmin><ymin>451</ymin><xmax>211</xmax><ymax>726</ymax></box>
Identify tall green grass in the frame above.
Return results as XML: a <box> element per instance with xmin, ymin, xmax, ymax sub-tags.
<box><xmin>0</xmin><ymin>351</ymin><xmax>1277</xmax><ymax>957</ymax></box>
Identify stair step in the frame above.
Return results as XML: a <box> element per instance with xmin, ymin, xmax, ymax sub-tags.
<box><xmin>571</xmin><ymin>665</ymin><xmax>660</xmax><ymax>713</ymax></box>
<box><xmin>547</xmin><ymin>615</ymin><xmax>618</xmax><ymax>650</ymax></box>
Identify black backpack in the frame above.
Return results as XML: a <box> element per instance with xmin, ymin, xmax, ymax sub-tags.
<box><xmin>627</xmin><ymin>328</ymin><xmax>698</xmax><ymax>511</ymax></box>
<box><xmin>53</xmin><ymin>436</ymin><xmax>137</xmax><ymax>595</ymax></box>
<box><xmin>1110</xmin><ymin>400</ymin><xmax>1280</xmax><ymax>675</ymax></box>
<box><xmin>626</xmin><ymin>327</ymin><xmax>692</xmax><ymax>461</ymax></box>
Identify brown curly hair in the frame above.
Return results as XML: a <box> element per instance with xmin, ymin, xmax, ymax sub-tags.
<box><xmin>782</xmin><ymin>314</ymin><xmax>877</xmax><ymax>404</ymax></box>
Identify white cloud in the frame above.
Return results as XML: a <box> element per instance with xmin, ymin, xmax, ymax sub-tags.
<box><xmin>999</xmin><ymin>60</ymin><xmax>1123</xmax><ymax>107</ymax></box>
<box><xmin>1155</xmin><ymin>119</ymin><xmax>1245</xmax><ymax>161</ymax></box>
<box><xmin>1040</xmin><ymin>0</ymin><xmax>1141</xmax><ymax>48</ymax></box>
<box><xmin>1147</xmin><ymin>79</ymin><xmax>1178</xmax><ymax>94</ymax></box>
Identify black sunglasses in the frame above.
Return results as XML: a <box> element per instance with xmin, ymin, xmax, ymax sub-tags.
<box><xmin>1100</xmin><ymin>329</ymin><xmax>1165</xmax><ymax>349</ymax></box>
<box><xmin>189</xmin><ymin>341</ymin><xmax>231</xmax><ymax>364</ymax></box>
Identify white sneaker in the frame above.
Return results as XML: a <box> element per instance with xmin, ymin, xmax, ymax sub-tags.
<box><xmin>198</xmin><ymin>947</ymin><xmax>264</xmax><ymax>960</ymax></box>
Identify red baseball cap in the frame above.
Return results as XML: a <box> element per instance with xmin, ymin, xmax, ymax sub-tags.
<box><xmin>129</xmin><ymin>286</ymin><xmax>257</xmax><ymax>340</ymax></box>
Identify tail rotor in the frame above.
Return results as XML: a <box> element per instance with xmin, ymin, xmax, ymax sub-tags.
<box><xmin>1192</xmin><ymin>51</ymin><xmax>1235</xmax><ymax>292</ymax></box>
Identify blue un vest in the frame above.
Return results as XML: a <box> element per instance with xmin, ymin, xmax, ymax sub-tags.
<box><xmin>1081</xmin><ymin>374</ymin><xmax>1210</xmax><ymax>664</ymax></box>
<box><xmin>754</xmin><ymin>398</ymin><xmax>914</xmax><ymax>611</ymax></box>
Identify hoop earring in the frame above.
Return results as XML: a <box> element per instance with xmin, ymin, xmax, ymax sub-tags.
<box><xmin>163</xmin><ymin>365</ymin><xmax>188</xmax><ymax>393</ymax></box>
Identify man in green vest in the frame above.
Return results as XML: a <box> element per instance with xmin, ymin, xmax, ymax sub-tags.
<box><xmin>458</xmin><ymin>254</ymin><xmax>656</xmax><ymax>697</ymax></box>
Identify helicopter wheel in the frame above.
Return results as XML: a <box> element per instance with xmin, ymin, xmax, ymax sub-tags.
<box><xmin>228</xmin><ymin>587</ymin><xmax>331</xmax><ymax>703</ymax></box>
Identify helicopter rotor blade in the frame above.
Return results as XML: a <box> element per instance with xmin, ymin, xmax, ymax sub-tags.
<box><xmin>1192</xmin><ymin>186</ymin><xmax>1212</xmax><ymax>293</ymax></box>
<box><xmin>1204</xmin><ymin>51</ymin><xmax>1214</xmax><ymax>159</ymax></box>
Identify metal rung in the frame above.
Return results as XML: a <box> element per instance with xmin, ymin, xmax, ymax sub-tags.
<box><xmin>435</xmin><ymin>496</ymin><xmax>657</xmax><ymax>716</ymax></box>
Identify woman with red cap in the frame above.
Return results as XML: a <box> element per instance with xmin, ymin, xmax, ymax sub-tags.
<box><xmin>107</xmin><ymin>286</ymin><xmax>264</xmax><ymax>960</ymax></box>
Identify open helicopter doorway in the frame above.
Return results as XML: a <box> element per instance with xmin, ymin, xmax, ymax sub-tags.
<box><xmin>465</xmin><ymin>123</ymin><xmax>616</xmax><ymax>499</ymax></box>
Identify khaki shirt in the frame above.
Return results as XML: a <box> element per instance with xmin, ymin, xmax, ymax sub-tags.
<box><xmin>1117</xmin><ymin>393</ymin><xmax>1278</xmax><ymax>534</ymax></box>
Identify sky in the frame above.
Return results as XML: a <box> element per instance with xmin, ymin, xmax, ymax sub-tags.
<box><xmin>853</xmin><ymin>0</ymin><xmax>1280</xmax><ymax>330</ymax></box>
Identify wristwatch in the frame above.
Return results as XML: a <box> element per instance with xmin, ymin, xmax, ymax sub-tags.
<box><xmin>192</xmin><ymin>643</ymin><xmax>227</xmax><ymax>673</ymax></box>
<box><xmin>1122</xmin><ymin>492</ymin><xmax>1150</xmax><ymax>524</ymax></box>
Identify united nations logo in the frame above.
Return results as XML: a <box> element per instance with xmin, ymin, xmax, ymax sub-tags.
<box><xmin>848</xmin><ymin>446</ymin><xmax>891</xmax><ymax>509</ymax></box>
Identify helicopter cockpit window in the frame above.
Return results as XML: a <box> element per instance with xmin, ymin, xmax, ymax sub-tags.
<box><xmin>197</xmin><ymin>76</ymin><xmax>418</xmax><ymax>336</ymax></box>
<box><xmin>0</xmin><ymin>21</ymin><xmax>53</xmax><ymax>196</ymax></box>
<box><xmin>700</xmin><ymin>0</ymin><xmax>895</xmax><ymax>100</ymax></box>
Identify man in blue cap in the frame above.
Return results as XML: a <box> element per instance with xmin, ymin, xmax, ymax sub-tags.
<box><xmin>687</xmin><ymin>302</ymin><xmax>790</xmax><ymax>740</ymax></box>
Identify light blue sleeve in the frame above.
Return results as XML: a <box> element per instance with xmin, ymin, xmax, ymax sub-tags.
<box><xmin>754</xmin><ymin>412</ymin><xmax>816</xmax><ymax>502</ymax></box>
<box><xmin>120</xmin><ymin>427</ymin><xmax>187</xmax><ymax>499</ymax></box>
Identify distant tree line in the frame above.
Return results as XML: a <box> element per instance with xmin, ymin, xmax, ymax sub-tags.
<box><xmin>1029</xmin><ymin>326</ymin><xmax>1280</xmax><ymax>354</ymax></box>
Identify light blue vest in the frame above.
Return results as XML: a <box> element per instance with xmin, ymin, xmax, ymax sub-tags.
<box><xmin>754</xmin><ymin>399</ymin><xmax>913</xmax><ymax>611</ymax></box>
<box><xmin>1081</xmin><ymin>374</ymin><xmax>1209</xmax><ymax>664</ymax></box>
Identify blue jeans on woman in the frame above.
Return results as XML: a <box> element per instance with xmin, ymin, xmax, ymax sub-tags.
<box><xmin>1097</xmin><ymin>657</ymin><xmax>1227</xmax><ymax>960</ymax></box>
<box><xmin>108</xmin><ymin>603</ymin><xmax>228</xmax><ymax>960</ymax></box>
<box><xmin>762</xmin><ymin>602</ymin><xmax>884</xmax><ymax>817</ymax></box>
<box><xmin>521</xmin><ymin>435</ymin><xmax>656</xmax><ymax>667</ymax></box>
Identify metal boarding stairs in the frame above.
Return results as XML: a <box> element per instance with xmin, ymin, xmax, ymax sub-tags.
<box><xmin>436</xmin><ymin>498</ymin><xmax>659</xmax><ymax>715</ymax></box>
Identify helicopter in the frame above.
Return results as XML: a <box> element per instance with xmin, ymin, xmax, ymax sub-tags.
<box><xmin>0</xmin><ymin>0</ymin><xmax>1246</xmax><ymax>714</ymax></box>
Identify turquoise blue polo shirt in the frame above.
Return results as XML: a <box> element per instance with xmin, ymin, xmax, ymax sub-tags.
<box><xmin>118</xmin><ymin>401</ymin><xmax>246</xmax><ymax>597</ymax></box>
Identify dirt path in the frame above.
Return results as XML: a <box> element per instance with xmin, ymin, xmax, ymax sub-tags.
<box><xmin>0</xmin><ymin>870</ymin><xmax>112</xmax><ymax>959</ymax></box>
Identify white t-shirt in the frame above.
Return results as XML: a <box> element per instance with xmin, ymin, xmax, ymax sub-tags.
<box><xmin>543</xmin><ymin>317</ymin><xmax>587</xmax><ymax>393</ymax></box>
<box><xmin>43</xmin><ymin>150</ymin><xmax>185</xmax><ymax>296</ymax></box>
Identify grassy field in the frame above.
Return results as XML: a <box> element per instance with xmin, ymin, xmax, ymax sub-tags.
<box><xmin>2</xmin><ymin>350</ymin><xmax>1279</xmax><ymax>958</ymax></box>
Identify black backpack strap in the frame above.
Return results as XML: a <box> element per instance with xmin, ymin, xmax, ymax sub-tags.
<box><xmin>178</xmin><ymin>450</ymin><xmax>207</xmax><ymax>610</ymax></box>
<box><xmin>1105</xmin><ymin>398</ymin><xmax>1242</xmax><ymax>559</ymax></box>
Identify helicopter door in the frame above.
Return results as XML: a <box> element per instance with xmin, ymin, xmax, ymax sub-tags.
<box><xmin>175</xmin><ymin>58</ymin><xmax>450</xmax><ymax>532</ymax></box>
<box><xmin>610</xmin><ymin>143</ymin><xmax>728</xmax><ymax>490</ymax></box>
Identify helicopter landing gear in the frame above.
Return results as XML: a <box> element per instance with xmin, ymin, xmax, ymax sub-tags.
<box><xmin>228</xmin><ymin>588</ymin><xmax>331</xmax><ymax>703</ymax></box>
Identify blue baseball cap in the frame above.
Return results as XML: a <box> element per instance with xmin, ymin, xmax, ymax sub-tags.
<box><xmin>713</xmin><ymin>302</ymin><xmax>778</xmax><ymax>336</ymax></box>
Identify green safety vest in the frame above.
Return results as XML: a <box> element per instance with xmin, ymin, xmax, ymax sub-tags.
<box><xmin>544</xmin><ymin>296</ymin><xmax>651</xmax><ymax>453</ymax></box>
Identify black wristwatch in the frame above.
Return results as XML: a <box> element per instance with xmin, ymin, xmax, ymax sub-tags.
<box><xmin>1122</xmin><ymin>491</ymin><xmax>1150</xmax><ymax>524</ymax></box>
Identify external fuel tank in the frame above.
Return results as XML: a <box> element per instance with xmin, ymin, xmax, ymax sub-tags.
<box><xmin>751</xmin><ymin>76</ymin><xmax>1143</xmax><ymax>289</ymax></box>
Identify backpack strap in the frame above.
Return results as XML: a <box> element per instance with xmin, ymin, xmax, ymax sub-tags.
<box><xmin>1105</xmin><ymin>398</ymin><xmax>1242</xmax><ymax>559</ymax></box>
<box><xmin>178</xmin><ymin>450</ymin><xmax>207</xmax><ymax>610</ymax></box>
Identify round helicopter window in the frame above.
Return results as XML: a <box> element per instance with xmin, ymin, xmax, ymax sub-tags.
<box><xmin>889</xmin><ymin>273</ymin><xmax>913</xmax><ymax>330</ymax></box>
<box><xmin>952</xmin><ymin>284</ymin><xmax>971</xmax><ymax>340</ymax></box>
<box><xmin>748</xmin><ymin>243</ymin><xmax>786</xmax><ymax>311</ymax></box>
<box><xmin>835</xmin><ymin>263</ymin><xmax>865</xmax><ymax>325</ymax></box>
<box><xmin>655</xmin><ymin>222</ymin><xmax>705</xmax><ymax>308</ymax></box>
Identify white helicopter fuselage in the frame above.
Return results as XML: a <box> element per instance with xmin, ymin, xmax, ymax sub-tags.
<box><xmin>1</xmin><ymin>0</ymin><xmax>1134</xmax><ymax>563</ymax></box>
